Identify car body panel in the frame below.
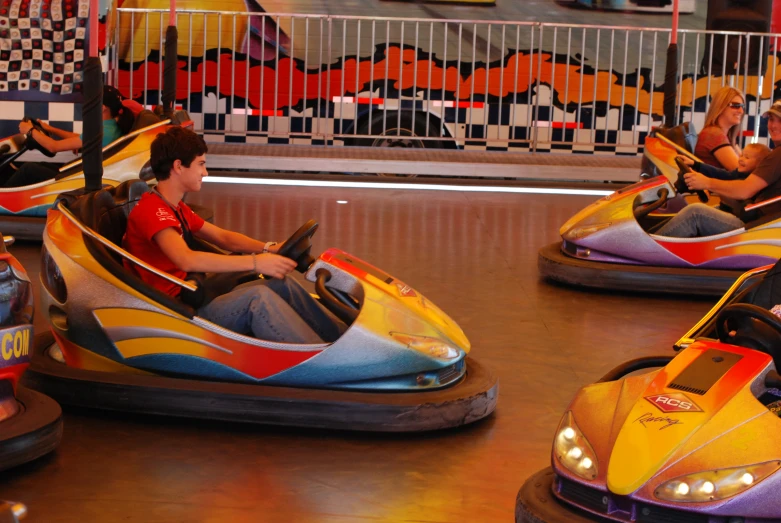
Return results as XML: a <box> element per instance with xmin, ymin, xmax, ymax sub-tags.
<box><xmin>550</xmin><ymin>341</ymin><xmax>781</xmax><ymax>520</ymax></box>
<box><xmin>0</xmin><ymin>120</ymin><xmax>169</xmax><ymax>217</ymax></box>
<box><xmin>560</xmin><ymin>175</ymin><xmax>781</xmax><ymax>270</ymax></box>
<box><xmin>41</xmin><ymin>202</ymin><xmax>470</xmax><ymax>390</ymax></box>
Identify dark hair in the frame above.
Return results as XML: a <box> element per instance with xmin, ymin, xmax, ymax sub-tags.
<box><xmin>150</xmin><ymin>127</ymin><xmax>208</xmax><ymax>181</ymax></box>
<box><xmin>103</xmin><ymin>85</ymin><xmax>134</xmax><ymax>135</ymax></box>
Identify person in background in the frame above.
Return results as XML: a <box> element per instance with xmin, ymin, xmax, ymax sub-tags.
<box><xmin>2</xmin><ymin>85</ymin><xmax>134</xmax><ymax>187</ymax></box>
<box><xmin>694</xmin><ymin>86</ymin><xmax>746</xmax><ymax>171</ymax></box>
<box><xmin>679</xmin><ymin>143</ymin><xmax>771</xmax><ymax>182</ymax></box>
<box><xmin>656</xmin><ymin>102</ymin><xmax>781</xmax><ymax>238</ymax></box>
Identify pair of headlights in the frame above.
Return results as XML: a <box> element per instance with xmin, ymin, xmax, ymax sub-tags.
<box><xmin>555</xmin><ymin>411</ymin><xmax>781</xmax><ymax>502</ymax></box>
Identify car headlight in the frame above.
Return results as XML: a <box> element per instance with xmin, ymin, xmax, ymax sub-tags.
<box><xmin>390</xmin><ymin>332</ymin><xmax>460</xmax><ymax>361</ymax></box>
<box><xmin>554</xmin><ymin>411</ymin><xmax>598</xmax><ymax>480</ymax></box>
<box><xmin>655</xmin><ymin>461</ymin><xmax>781</xmax><ymax>502</ymax></box>
<box><xmin>562</xmin><ymin>222</ymin><xmax>611</xmax><ymax>241</ymax></box>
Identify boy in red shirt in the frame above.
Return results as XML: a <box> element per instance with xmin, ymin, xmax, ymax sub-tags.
<box><xmin>123</xmin><ymin>127</ymin><xmax>344</xmax><ymax>343</ymax></box>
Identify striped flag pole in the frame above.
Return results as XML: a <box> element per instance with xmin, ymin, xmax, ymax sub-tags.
<box><xmin>663</xmin><ymin>0</ymin><xmax>680</xmax><ymax>128</ymax></box>
<box><xmin>162</xmin><ymin>0</ymin><xmax>178</xmax><ymax>116</ymax></box>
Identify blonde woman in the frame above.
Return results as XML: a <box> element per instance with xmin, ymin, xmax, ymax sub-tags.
<box><xmin>694</xmin><ymin>86</ymin><xmax>746</xmax><ymax>170</ymax></box>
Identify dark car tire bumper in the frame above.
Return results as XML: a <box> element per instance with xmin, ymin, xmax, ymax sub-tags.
<box><xmin>516</xmin><ymin>467</ymin><xmax>601</xmax><ymax>523</ymax></box>
<box><xmin>24</xmin><ymin>331</ymin><xmax>498</xmax><ymax>432</ymax></box>
<box><xmin>538</xmin><ymin>242</ymin><xmax>742</xmax><ymax>297</ymax></box>
<box><xmin>0</xmin><ymin>385</ymin><xmax>63</xmax><ymax>472</ymax></box>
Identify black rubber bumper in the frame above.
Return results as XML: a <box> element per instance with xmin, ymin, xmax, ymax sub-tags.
<box><xmin>0</xmin><ymin>216</ymin><xmax>45</xmax><ymax>241</ymax></box>
<box><xmin>23</xmin><ymin>332</ymin><xmax>498</xmax><ymax>432</ymax></box>
<box><xmin>516</xmin><ymin>468</ymin><xmax>602</xmax><ymax>523</ymax></box>
<box><xmin>538</xmin><ymin>242</ymin><xmax>742</xmax><ymax>297</ymax></box>
<box><xmin>0</xmin><ymin>385</ymin><xmax>63</xmax><ymax>473</ymax></box>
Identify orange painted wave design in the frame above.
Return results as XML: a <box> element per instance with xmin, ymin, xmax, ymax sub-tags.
<box><xmin>115</xmin><ymin>45</ymin><xmax>781</xmax><ymax>117</ymax></box>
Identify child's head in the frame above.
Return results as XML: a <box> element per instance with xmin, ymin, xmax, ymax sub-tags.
<box><xmin>738</xmin><ymin>143</ymin><xmax>772</xmax><ymax>173</ymax></box>
<box><xmin>150</xmin><ymin>127</ymin><xmax>208</xmax><ymax>181</ymax></box>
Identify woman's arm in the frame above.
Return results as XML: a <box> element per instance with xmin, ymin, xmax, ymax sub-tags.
<box><xmin>712</xmin><ymin>146</ymin><xmax>740</xmax><ymax>171</ymax></box>
<box><xmin>41</xmin><ymin>122</ymin><xmax>79</xmax><ymax>140</ymax></box>
<box><xmin>18</xmin><ymin>121</ymin><xmax>81</xmax><ymax>154</ymax></box>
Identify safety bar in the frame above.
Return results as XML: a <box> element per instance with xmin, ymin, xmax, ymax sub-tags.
<box><xmin>56</xmin><ymin>201</ymin><xmax>197</xmax><ymax>292</ymax></box>
<box><xmin>745</xmin><ymin>195</ymin><xmax>781</xmax><ymax>212</ymax></box>
<box><xmin>673</xmin><ymin>263</ymin><xmax>774</xmax><ymax>350</ymax></box>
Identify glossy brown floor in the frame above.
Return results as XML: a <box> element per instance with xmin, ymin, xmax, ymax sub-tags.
<box><xmin>1</xmin><ymin>182</ymin><xmax>715</xmax><ymax>522</ymax></box>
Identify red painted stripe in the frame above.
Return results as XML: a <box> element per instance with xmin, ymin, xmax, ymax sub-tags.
<box><xmin>550</xmin><ymin>121</ymin><xmax>584</xmax><ymax>129</ymax></box>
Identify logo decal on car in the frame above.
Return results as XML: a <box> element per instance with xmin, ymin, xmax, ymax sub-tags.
<box><xmin>634</xmin><ymin>412</ymin><xmax>683</xmax><ymax>431</ymax></box>
<box><xmin>0</xmin><ymin>325</ymin><xmax>32</xmax><ymax>368</ymax></box>
<box><xmin>645</xmin><ymin>393</ymin><xmax>702</xmax><ymax>413</ymax></box>
<box><xmin>396</xmin><ymin>283</ymin><xmax>417</xmax><ymax>298</ymax></box>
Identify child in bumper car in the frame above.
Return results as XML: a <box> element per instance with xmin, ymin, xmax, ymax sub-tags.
<box><xmin>656</xmin><ymin>105</ymin><xmax>781</xmax><ymax>238</ymax></box>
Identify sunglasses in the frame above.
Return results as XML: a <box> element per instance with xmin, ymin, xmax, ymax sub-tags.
<box><xmin>729</xmin><ymin>102</ymin><xmax>745</xmax><ymax>110</ymax></box>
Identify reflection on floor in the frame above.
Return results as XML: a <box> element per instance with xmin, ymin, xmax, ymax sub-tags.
<box><xmin>3</xmin><ymin>182</ymin><xmax>714</xmax><ymax>522</ymax></box>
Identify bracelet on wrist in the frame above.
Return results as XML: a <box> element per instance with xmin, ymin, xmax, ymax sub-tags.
<box><xmin>251</xmin><ymin>253</ymin><xmax>258</xmax><ymax>272</ymax></box>
<box><xmin>262</xmin><ymin>241</ymin><xmax>278</xmax><ymax>254</ymax></box>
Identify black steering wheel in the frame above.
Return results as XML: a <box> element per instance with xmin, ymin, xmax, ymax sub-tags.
<box><xmin>22</xmin><ymin>117</ymin><xmax>56</xmax><ymax>158</ymax></box>
<box><xmin>634</xmin><ymin>188</ymin><xmax>670</xmax><ymax>219</ymax></box>
<box><xmin>674</xmin><ymin>156</ymin><xmax>708</xmax><ymax>203</ymax></box>
<box><xmin>716</xmin><ymin>303</ymin><xmax>781</xmax><ymax>360</ymax></box>
<box><xmin>277</xmin><ymin>219</ymin><xmax>319</xmax><ymax>272</ymax></box>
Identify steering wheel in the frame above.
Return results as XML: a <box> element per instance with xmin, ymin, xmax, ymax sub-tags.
<box><xmin>315</xmin><ymin>268</ymin><xmax>359</xmax><ymax>324</ymax></box>
<box><xmin>21</xmin><ymin>117</ymin><xmax>56</xmax><ymax>158</ymax></box>
<box><xmin>634</xmin><ymin>188</ymin><xmax>670</xmax><ymax>219</ymax></box>
<box><xmin>277</xmin><ymin>219</ymin><xmax>319</xmax><ymax>272</ymax></box>
<box><xmin>716</xmin><ymin>303</ymin><xmax>781</xmax><ymax>360</ymax></box>
<box><xmin>674</xmin><ymin>156</ymin><xmax>708</xmax><ymax>203</ymax></box>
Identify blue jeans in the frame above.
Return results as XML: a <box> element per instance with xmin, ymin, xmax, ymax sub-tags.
<box><xmin>656</xmin><ymin>203</ymin><xmax>745</xmax><ymax>238</ymax></box>
<box><xmin>197</xmin><ymin>276</ymin><xmax>346</xmax><ymax>344</ymax></box>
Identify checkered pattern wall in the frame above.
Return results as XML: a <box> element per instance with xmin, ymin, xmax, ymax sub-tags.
<box><xmin>0</xmin><ymin>0</ymin><xmax>89</xmax><ymax>94</ymax></box>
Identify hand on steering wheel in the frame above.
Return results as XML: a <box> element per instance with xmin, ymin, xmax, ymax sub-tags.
<box><xmin>674</xmin><ymin>156</ymin><xmax>708</xmax><ymax>203</ymax></box>
<box><xmin>716</xmin><ymin>303</ymin><xmax>781</xmax><ymax>358</ymax></box>
<box><xmin>20</xmin><ymin>117</ymin><xmax>56</xmax><ymax>158</ymax></box>
<box><xmin>277</xmin><ymin>219</ymin><xmax>319</xmax><ymax>272</ymax></box>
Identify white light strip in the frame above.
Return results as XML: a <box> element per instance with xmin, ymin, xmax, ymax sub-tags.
<box><xmin>203</xmin><ymin>177</ymin><xmax>612</xmax><ymax>196</ymax></box>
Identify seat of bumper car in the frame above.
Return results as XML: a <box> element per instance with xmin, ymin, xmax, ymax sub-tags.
<box><xmin>61</xmin><ymin>180</ymin><xmax>196</xmax><ymax>318</ymax></box>
<box><xmin>735</xmin><ymin>258</ymin><xmax>781</xmax><ymax>310</ymax></box>
<box><xmin>129</xmin><ymin>110</ymin><xmax>162</xmax><ymax>132</ymax></box>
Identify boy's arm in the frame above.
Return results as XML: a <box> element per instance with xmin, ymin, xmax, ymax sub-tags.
<box><xmin>194</xmin><ymin>221</ymin><xmax>280</xmax><ymax>254</ymax></box>
<box><xmin>154</xmin><ymin>227</ymin><xmax>293</xmax><ymax>278</ymax></box>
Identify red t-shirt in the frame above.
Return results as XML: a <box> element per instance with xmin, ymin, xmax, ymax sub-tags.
<box><xmin>694</xmin><ymin>125</ymin><xmax>733</xmax><ymax>168</ymax></box>
<box><xmin>123</xmin><ymin>192</ymin><xmax>205</xmax><ymax>297</ymax></box>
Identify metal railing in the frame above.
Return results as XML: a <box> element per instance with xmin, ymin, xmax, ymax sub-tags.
<box><xmin>107</xmin><ymin>10</ymin><xmax>781</xmax><ymax>154</ymax></box>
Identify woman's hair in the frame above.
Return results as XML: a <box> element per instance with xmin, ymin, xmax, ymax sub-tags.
<box><xmin>150</xmin><ymin>127</ymin><xmax>208</xmax><ymax>180</ymax></box>
<box><xmin>102</xmin><ymin>85</ymin><xmax>134</xmax><ymax>135</ymax></box>
<box><xmin>703</xmin><ymin>86</ymin><xmax>745</xmax><ymax>146</ymax></box>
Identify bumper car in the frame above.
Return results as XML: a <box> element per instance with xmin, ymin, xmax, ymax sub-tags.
<box><xmin>516</xmin><ymin>258</ymin><xmax>781</xmax><ymax>523</ymax></box>
<box><xmin>0</xmin><ymin>112</ymin><xmax>211</xmax><ymax>240</ymax></box>
<box><xmin>538</xmin><ymin>134</ymin><xmax>779</xmax><ymax>296</ymax></box>
<box><xmin>0</xmin><ymin>237</ymin><xmax>62</xmax><ymax>473</ymax></box>
<box><xmin>23</xmin><ymin>179</ymin><xmax>498</xmax><ymax>432</ymax></box>
<box><xmin>0</xmin><ymin>502</ymin><xmax>27</xmax><ymax>523</ymax></box>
